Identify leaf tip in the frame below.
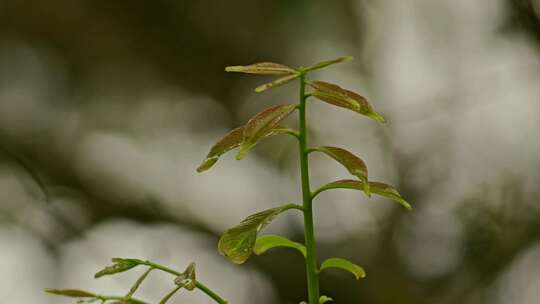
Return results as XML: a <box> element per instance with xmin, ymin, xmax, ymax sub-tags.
<box><xmin>225</xmin><ymin>66</ymin><xmax>242</xmax><ymax>72</ymax></box>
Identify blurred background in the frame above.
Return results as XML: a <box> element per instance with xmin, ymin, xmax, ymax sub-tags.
<box><xmin>1</xmin><ymin>0</ymin><xmax>540</xmax><ymax>303</ymax></box>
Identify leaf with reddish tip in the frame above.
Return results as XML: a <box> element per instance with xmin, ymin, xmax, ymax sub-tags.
<box><xmin>44</xmin><ymin>289</ymin><xmax>96</xmax><ymax>298</ymax></box>
<box><xmin>225</xmin><ymin>62</ymin><xmax>297</xmax><ymax>75</ymax></box>
<box><xmin>311</xmin><ymin>146</ymin><xmax>370</xmax><ymax>195</ymax></box>
<box><xmin>303</xmin><ymin>56</ymin><xmax>353</xmax><ymax>72</ymax></box>
<box><xmin>312</xmin><ymin>179</ymin><xmax>412</xmax><ymax>210</ymax></box>
<box><xmin>218</xmin><ymin>204</ymin><xmax>301</xmax><ymax>264</ymax></box>
<box><xmin>308</xmin><ymin>81</ymin><xmax>385</xmax><ymax>123</ymax></box>
<box><xmin>236</xmin><ymin>104</ymin><xmax>297</xmax><ymax>160</ymax></box>
<box><xmin>320</xmin><ymin>257</ymin><xmax>366</xmax><ymax>280</ymax></box>
<box><xmin>255</xmin><ymin>73</ymin><xmax>301</xmax><ymax>93</ymax></box>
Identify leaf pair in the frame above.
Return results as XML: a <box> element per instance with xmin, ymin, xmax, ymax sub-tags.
<box><xmin>307</xmin><ymin>81</ymin><xmax>385</xmax><ymax>123</ymax></box>
<box><xmin>218</xmin><ymin>204</ymin><xmax>302</xmax><ymax>264</ymax></box>
<box><xmin>197</xmin><ymin>104</ymin><xmax>297</xmax><ymax>172</ymax></box>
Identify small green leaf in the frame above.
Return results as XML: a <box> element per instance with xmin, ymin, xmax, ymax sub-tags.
<box><xmin>320</xmin><ymin>257</ymin><xmax>366</xmax><ymax>280</ymax></box>
<box><xmin>44</xmin><ymin>289</ymin><xmax>96</xmax><ymax>298</ymax></box>
<box><xmin>312</xmin><ymin>179</ymin><xmax>412</xmax><ymax>210</ymax></box>
<box><xmin>254</xmin><ymin>235</ymin><xmax>306</xmax><ymax>257</ymax></box>
<box><xmin>174</xmin><ymin>262</ymin><xmax>197</xmax><ymax>291</ymax></box>
<box><xmin>308</xmin><ymin>80</ymin><xmax>385</xmax><ymax>123</ymax></box>
<box><xmin>311</xmin><ymin>146</ymin><xmax>370</xmax><ymax>195</ymax></box>
<box><xmin>236</xmin><ymin>104</ymin><xmax>297</xmax><ymax>160</ymax></box>
<box><xmin>159</xmin><ymin>285</ymin><xmax>182</xmax><ymax>304</ymax></box>
<box><xmin>218</xmin><ymin>204</ymin><xmax>301</xmax><ymax>264</ymax></box>
<box><xmin>255</xmin><ymin>73</ymin><xmax>301</xmax><ymax>93</ymax></box>
<box><xmin>225</xmin><ymin>62</ymin><xmax>297</xmax><ymax>75</ymax></box>
<box><xmin>94</xmin><ymin>258</ymin><xmax>142</xmax><ymax>278</ymax></box>
<box><xmin>319</xmin><ymin>295</ymin><xmax>334</xmax><ymax>304</ymax></box>
<box><xmin>303</xmin><ymin>55</ymin><xmax>353</xmax><ymax>72</ymax></box>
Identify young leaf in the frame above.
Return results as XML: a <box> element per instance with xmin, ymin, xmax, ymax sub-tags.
<box><xmin>308</xmin><ymin>80</ymin><xmax>385</xmax><ymax>123</ymax></box>
<box><xmin>126</xmin><ymin>268</ymin><xmax>153</xmax><ymax>299</ymax></box>
<box><xmin>320</xmin><ymin>257</ymin><xmax>366</xmax><ymax>280</ymax></box>
<box><xmin>44</xmin><ymin>289</ymin><xmax>96</xmax><ymax>298</ymax></box>
<box><xmin>218</xmin><ymin>204</ymin><xmax>302</xmax><ymax>264</ymax></box>
<box><xmin>303</xmin><ymin>56</ymin><xmax>353</xmax><ymax>72</ymax></box>
<box><xmin>174</xmin><ymin>262</ymin><xmax>197</xmax><ymax>291</ymax></box>
<box><xmin>254</xmin><ymin>235</ymin><xmax>307</xmax><ymax>257</ymax></box>
<box><xmin>236</xmin><ymin>104</ymin><xmax>297</xmax><ymax>160</ymax></box>
<box><xmin>312</xmin><ymin>179</ymin><xmax>412</xmax><ymax>210</ymax></box>
<box><xmin>225</xmin><ymin>62</ymin><xmax>297</xmax><ymax>75</ymax></box>
<box><xmin>255</xmin><ymin>73</ymin><xmax>301</xmax><ymax>93</ymax></box>
<box><xmin>159</xmin><ymin>285</ymin><xmax>182</xmax><ymax>304</ymax></box>
<box><xmin>310</xmin><ymin>146</ymin><xmax>370</xmax><ymax>195</ymax></box>
<box><xmin>94</xmin><ymin>258</ymin><xmax>142</xmax><ymax>278</ymax></box>
<box><xmin>319</xmin><ymin>295</ymin><xmax>334</xmax><ymax>304</ymax></box>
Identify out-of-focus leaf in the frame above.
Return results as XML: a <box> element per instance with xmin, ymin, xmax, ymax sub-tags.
<box><xmin>126</xmin><ymin>268</ymin><xmax>153</xmax><ymax>298</ymax></box>
<box><xmin>45</xmin><ymin>289</ymin><xmax>96</xmax><ymax>298</ymax></box>
<box><xmin>312</xmin><ymin>179</ymin><xmax>412</xmax><ymax>210</ymax></box>
<box><xmin>236</xmin><ymin>104</ymin><xmax>297</xmax><ymax>160</ymax></box>
<box><xmin>218</xmin><ymin>204</ymin><xmax>302</xmax><ymax>264</ymax></box>
<box><xmin>303</xmin><ymin>56</ymin><xmax>353</xmax><ymax>72</ymax></box>
<box><xmin>311</xmin><ymin>146</ymin><xmax>370</xmax><ymax>195</ymax></box>
<box><xmin>319</xmin><ymin>295</ymin><xmax>334</xmax><ymax>304</ymax></box>
<box><xmin>255</xmin><ymin>73</ymin><xmax>301</xmax><ymax>93</ymax></box>
<box><xmin>320</xmin><ymin>258</ymin><xmax>366</xmax><ymax>280</ymax></box>
<box><xmin>308</xmin><ymin>81</ymin><xmax>385</xmax><ymax>123</ymax></box>
<box><xmin>225</xmin><ymin>62</ymin><xmax>297</xmax><ymax>75</ymax></box>
<box><xmin>94</xmin><ymin>258</ymin><xmax>142</xmax><ymax>278</ymax></box>
<box><xmin>254</xmin><ymin>235</ymin><xmax>306</xmax><ymax>257</ymax></box>
<box><xmin>174</xmin><ymin>263</ymin><xmax>197</xmax><ymax>291</ymax></box>
<box><xmin>159</xmin><ymin>286</ymin><xmax>182</xmax><ymax>304</ymax></box>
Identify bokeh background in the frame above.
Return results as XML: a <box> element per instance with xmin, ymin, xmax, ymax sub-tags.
<box><xmin>1</xmin><ymin>0</ymin><xmax>540</xmax><ymax>303</ymax></box>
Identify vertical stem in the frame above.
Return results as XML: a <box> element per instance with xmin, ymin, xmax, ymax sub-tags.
<box><xmin>298</xmin><ymin>74</ymin><xmax>320</xmax><ymax>303</ymax></box>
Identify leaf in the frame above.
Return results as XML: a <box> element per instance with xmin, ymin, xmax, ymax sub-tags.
<box><xmin>174</xmin><ymin>262</ymin><xmax>197</xmax><ymax>291</ymax></box>
<box><xmin>225</xmin><ymin>62</ymin><xmax>297</xmax><ymax>75</ymax></box>
<box><xmin>94</xmin><ymin>258</ymin><xmax>142</xmax><ymax>278</ymax></box>
<box><xmin>159</xmin><ymin>286</ymin><xmax>182</xmax><ymax>304</ymax></box>
<box><xmin>312</xmin><ymin>179</ymin><xmax>412</xmax><ymax>210</ymax></box>
<box><xmin>254</xmin><ymin>235</ymin><xmax>306</xmax><ymax>257</ymax></box>
<box><xmin>255</xmin><ymin>73</ymin><xmax>301</xmax><ymax>93</ymax></box>
<box><xmin>308</xmin><ymin>80</ymin><xmax>385</xmax><ymax>123</ymax></box>
<box><xmin>218</xmin><ymin>204</ymin><xmax>301</xmax><ymax>264</ymax></box>
<box><xmin>311</xmin><ymin>146</ymin><xmax>370</xmax><ymax>195</ymax></box>
<box><xmin>303</xmin><ymin>56</ymin><xmax>353</xmax><ymax>72</ymax></box>
<box><xmin>236</xmin><ymin>104</ymin><xmax>297</xmax><ymax>160</ymax></box>
<box><xmin>44</xmin><ymin>289</ymin><xmax>96</xmax><ymax>298</ymax></box>
<box><xmin>319</xmin><ymin>295</ymin><xmax>334</xmax><ymax>304</ymax></box>
<box><xmin>126</xmin><ymin>268</ymin><xmax>153</xmax><ymax>298</ymax></box>
<box><xmin>320</xmin><ymin>257</ymin><xmax>366</xmax><ymax>280</ymax></box>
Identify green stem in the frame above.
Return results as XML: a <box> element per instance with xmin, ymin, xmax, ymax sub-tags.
<box><xmin>141</xmin><ymin>261</ymin><xmax>228</xmax><ymax>304</ymax></box>
<box><xmin>298</xmin><ymin>74</ymin><xmax>320</xmax><ymax>303</ymax></box>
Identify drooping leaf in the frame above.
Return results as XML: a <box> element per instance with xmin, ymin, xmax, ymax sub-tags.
<box><xmin>320</xmin><ymin>257</ymin><xmax>366</xmax><ymax>280</ymax></box>
<box><xmin>94</xmin><ymin>258</ymin><xmax>142</xmax><ymax>278</ymax></box>
<box><xmin>255</xmin><ymin>73</ymin><xmax>301</xmax><ymax>93</ymax></box>
<box><xmin>254</xmin><ymin>235</ymin><xmax>306</xmax><ymax>257</ymax></box>
<box><xmin>319</xmin><ymin>295</ymin><xmax>334</xmax><ymax>304</ymax></box>
<box><xmin>312</xmin><ymin>179</ymin><xmax>412</xmax><ymax>210</ymax></box>
<box><xmin>225</xmin><ymin>62</ymin><xmax>297</xmax><ymax>75</ymax></box>
<box><xmin>44</xmin><ymin>289</ymin><xmax>96</xmax><ymax>298</ymax></box>
<box><xmin>303</xmin><ymin>56</ymin><xmax>353</xmax><ymax>72</ymax></box>
<box><xmin>174</xmin><ymin>262</ymin><xmax>197</xmax><ymax>291</ymax></box>
<box><xmin>308</xmin><ymin>81</ymin><xmax>385</xmax><ymax>123</ymax></box>
<box><xmin>218</xmin><ymin>204</ymin><xmax>301</xmax><ymax>264</ymax></box>
<box><xmin>311</xmin><ymin>146</ymin><xmax>370</xmax><ymax>195</ymax></box>
<box><xmin>236</xmin><ymin>104</ymin><xmax>297</xmax><ymax>160</ymax></box>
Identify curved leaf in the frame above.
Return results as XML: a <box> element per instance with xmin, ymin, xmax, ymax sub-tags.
<box><xmin>308</xmin><ymin>80</ymin><xmax>385</xmax><ymax>123</ymax></box>
<box><xmin>225</xmin><ymin>62</ymin><xmax>296</xmax><ymax>75</ymax></box>
<box><xmin>44</xmin><ymin>289</ymin><xmax>96</xmax><ymax>298</ymax></box>
<box><xmin>303</xmin><ymin>55</ymin><xmax>353</xmax><ymax>72</ymax></box>
<box><xmin>254</xmin><ymin>235</ymin><xmax>306</xmax><ymax>257</ymax></box>
<box><xmin>218</xmin><ymin>204</ymin><xmax>302</xmax><ymax>264</ymax></box>
<box><xmin>236</xmin><ymin>104</ymin><xmax>297</xmax><ymax>160</ymax></box>
<box><xmin>174</xmin><ymin>262</ymin><xmax>196</xmax><ymax>291</ymax></box>
<box><xmin>255</xmin><ymin>73</ymin><xmax>301</xmax><ymax>93</ymax></box>
<box><xmin>94</xmin><ymin>258</ymin><xmax>142</xmax><ymax>278</ymax></box>
<box><xmin>320</xmin><ymin>257</ymin><xmax>366</xmax><ymax>280</ymax></box>
<box><xmin>312</xmin><ymin>179</ymin><xmax>412</xmax><ymax>210</ymax></box>
<box><xmin>319</xmin><ymin>295</ymin><xmax>334</xmax><ymax>304</ymax></box>
<box><xmin>311</xmin><ymin>146</ymin><xmax>370</xmax><ymax>195</ymax></box>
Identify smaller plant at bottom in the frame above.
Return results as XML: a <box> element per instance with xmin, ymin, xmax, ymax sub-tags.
<box><xmin>45</xmin><ymin>258</ymin><xmax>228</xmax><ymax>304</ymax></box>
